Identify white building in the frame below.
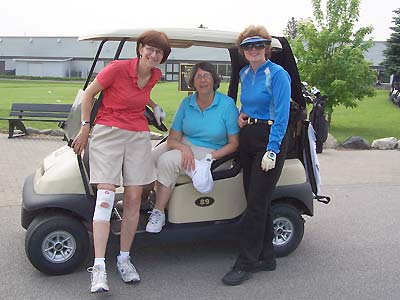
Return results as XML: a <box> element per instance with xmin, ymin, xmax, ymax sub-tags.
<box><xmin>0</xmin><ymin>36</ymin><xmax>385</xmax><ymax>80</ymax></box>
<box><xmin>0</xmin><ymin>36</ymin><xmax>231</xmax><ymax>80</ymax></box>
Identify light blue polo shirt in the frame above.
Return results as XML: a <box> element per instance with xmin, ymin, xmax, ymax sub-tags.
<box><xmin>171</xmin><ymin>91</ymin><xmax>240</xmax><ymax>150</ymax></box>
<box><xmin>240</xmin><ymin>60</ymin><xmax>291</xmax><ymax>153</ymax></box>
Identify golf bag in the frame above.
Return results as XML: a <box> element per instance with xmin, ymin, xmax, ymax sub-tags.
<box><xmin>308</xmin><ymin>88</ymin><xmax>329</xmax><ymax>153</ymax></box>
<box><xmin>392</xmin><ymin>90</ymin><xmax>400</xmax><ymax>106</ymax></box>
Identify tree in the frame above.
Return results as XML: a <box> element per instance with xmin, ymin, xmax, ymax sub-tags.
<box><xmin>284</xmin><ymin>17</ymin><xmax>299</xmax><ymax>40</ymax></box>
<box><xmin>291</xmin><ymin>0</ymin><xmax>376</xmax><ymax>123</ymax></box>
<box><xmin>382</xmin><ymin>8</ymin><xmax>400</xmax><ymax>75</ymax></box>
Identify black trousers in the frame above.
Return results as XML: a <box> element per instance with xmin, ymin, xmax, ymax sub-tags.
<box><xmin>234</xmin><ymin>123</ymin><xmax>288</xmax><ymax>271</ymax></box>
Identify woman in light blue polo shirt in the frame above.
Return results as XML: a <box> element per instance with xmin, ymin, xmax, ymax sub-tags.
<box><xmin>146</xmin><ymin>61</ymin><xmax>240</xmax><ymax>233</ymax></box>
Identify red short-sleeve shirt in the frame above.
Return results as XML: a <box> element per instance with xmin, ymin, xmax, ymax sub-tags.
<box><xmin>95</xmin><ymin>58</ymin><xmax>161</xmax><ymax>131</ymax></box>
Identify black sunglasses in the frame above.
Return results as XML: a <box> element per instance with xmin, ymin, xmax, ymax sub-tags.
<box><xmin>241</xmin><ymin>42</ymin><xmax>269</xmax><ymax>51</ymax></box>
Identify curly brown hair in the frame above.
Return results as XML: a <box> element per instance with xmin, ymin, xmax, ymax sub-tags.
<box><xmin>237</xmin><ymin>25</ymin><xmax>272</xmax><ymax>60</ymax></box>
<box><xmin>136</xmin><ymin>30</ymin><xmax>171</xmax><ymax>64</ymax></box>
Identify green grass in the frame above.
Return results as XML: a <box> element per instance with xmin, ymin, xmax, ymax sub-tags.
<box><xmin>0</xmin><ymin>80</ymin><xmax>229</xmax><ymax>131</ymax></box>
<box><xmin>0</xmin><ymin>80</ymin><xmax>398</xmax><ymax>143</ymax></box>
<box><xmin>0</xmin><ymin>80</ymin><xmax>83</xmax><ymax>130</ymax></box>
<box><xmin>329</xmin><ymin>90</ymin><xmax>400</xmax><ymax>143</ymax></box>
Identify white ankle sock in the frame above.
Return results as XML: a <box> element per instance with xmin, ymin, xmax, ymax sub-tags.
<box><xmin>94</xmin><ymin>258</ymin><xmax>105</xmax><ymax>269</ymax></box>
<box><xmin>118</xmin><ymin>251</ymin><xmax>130</xmax><ymax>261</ymax></box>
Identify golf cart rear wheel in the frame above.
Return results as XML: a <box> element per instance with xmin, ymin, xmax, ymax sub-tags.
<box><xmin>272</xmin><ymin>203</ymin><xmax>304</xmax><ymax>257</ymax></box>
<box><xmin>25</xmin><ymin>214</ymin><xmax>89</xmax><ymax>276</ymax></box>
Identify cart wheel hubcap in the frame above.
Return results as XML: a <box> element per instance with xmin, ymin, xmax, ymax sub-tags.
<box><xmin>41</xmin><ymin>231</ymin><xmax>76</xmax><ymax>263</ymax></box>
<box><xmin>273</xmin><ymin>217</ymin><xmax>294</xmax><ymax>247</ymax></box>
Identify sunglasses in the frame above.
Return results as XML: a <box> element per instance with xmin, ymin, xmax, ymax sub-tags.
<box><xmin>241</xmin><ymin>42</ymin><xmax>269</xmax><ymax>51</ymax></box>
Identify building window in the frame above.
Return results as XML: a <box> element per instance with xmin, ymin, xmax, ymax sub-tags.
<box><xmin>216</xmin><ymin>63</ymin><xmax>231</xmax><ymax>82</ymax></box>
<box><xmin>165</xmin><ymin>63</ymin><xmax>180</xmax><ymax>81</ymax></box>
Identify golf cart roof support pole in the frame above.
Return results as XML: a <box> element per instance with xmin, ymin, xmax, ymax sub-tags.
<box><xmin>88</xmin><ymin>39</ymin><xmax>127</xmax><ymax>125</ymax></box>
<box><xmin>83</xmin><ymin>39</ymin><xmax>107</xmax><ymax>90</ymax></box>
<box><xmin>113</xmin><ymin>39</ymin><xmax>127</xmax><ymax>60</ymax></box>
<box><xmin>227</xmin><ymin>48</ymin><xmax>240</xmax><ymax>104</ymax></box>
<box><xmin>77</xmin><ymin>155</ymin><xmax>92</xmax><ymax>197</ymax></box>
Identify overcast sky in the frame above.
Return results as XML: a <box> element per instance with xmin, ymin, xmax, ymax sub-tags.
<box><xmin>1</xmin><ymin>0</ymin><xmax>398</xmax><ymax>40</ymax></box>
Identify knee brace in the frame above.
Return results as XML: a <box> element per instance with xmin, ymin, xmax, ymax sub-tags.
<box><xmin>93</xmin><ymin>189</ymin><xmax>115</xmax><ymax>221</ymax></box>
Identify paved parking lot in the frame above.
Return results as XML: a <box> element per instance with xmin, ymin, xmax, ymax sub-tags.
<box><xmin>0</xmin><ymin>134</ymin><xmax>66</xmax><ymax>207</ymax></box>
<box><xmin>0</xmin><ymin>133</ymin><xmax>399</xmax><ymax>300</ymax></box>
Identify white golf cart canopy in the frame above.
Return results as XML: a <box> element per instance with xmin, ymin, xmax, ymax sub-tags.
<box><xmin>78</xmin><ymin>28</ymin><xmax>282</xmax><ymax>50</ymax></box>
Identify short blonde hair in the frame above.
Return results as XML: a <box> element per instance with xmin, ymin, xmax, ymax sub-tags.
<box><xmin>237</xmin><ymin>25</ymin><xmax>272</xmax><ymax>59</ymax></box>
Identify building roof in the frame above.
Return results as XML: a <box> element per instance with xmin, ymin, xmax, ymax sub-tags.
<box><xmin>0</xmin><ymin>36</ymin><xmax>232</xmax><ymax>62</ymax></box>
<box><xmin>0</xmin><ymin>33</ymin><xmax>386</xmax><ymax>66</ymax></box>
<box><xmin>364</xmin><ymin>41</ymin><xmax>386</xmax><ymax>66</ymax></box>
<box><xmin>13</xmin><ymin>58</ymin><xmax>73</xmax><ymax>62</ymax></box>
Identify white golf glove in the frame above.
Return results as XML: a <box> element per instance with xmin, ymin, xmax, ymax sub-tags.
<box><xmin>261</xmin><ymin>150</ymin><xmax>276</xmax><ymax>172</ymax></box>
<box><xmin>154</xmin><ymin>105</ymin><xmax>166</xmax><ymax>126</ymax></box>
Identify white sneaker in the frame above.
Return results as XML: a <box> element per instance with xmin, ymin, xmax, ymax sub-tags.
<box><xmin>117</xmin><ymin>256</ymin><xmax>140</xmax><ymax>283</ymax></box>
<box><xmin>88</xmin><ymin>265</ymin><xmax>109</xmax><ymax>293</ymax></box>
<box><xmin>146</xmin><ymin>209</ymin><xmax>165</xmax><ymax>233</ymax></box>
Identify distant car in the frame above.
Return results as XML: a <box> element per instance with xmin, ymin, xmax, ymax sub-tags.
<box><xmin>21</xmin><ymin>28</ymin><xmax>330</xmax><ymax>275</ymax></box>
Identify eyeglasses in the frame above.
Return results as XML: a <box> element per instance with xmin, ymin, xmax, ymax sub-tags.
<box><xmin>194</xmin><ymin>73</ymin><xmax>212</xmax><ymax>80</ymax></box>
<box><xmin>143</xmin><ymin>45</ymin><xmax>164</xmax><ymax>56</ymax></box>
<box><xmin>241</xmin><ymin>43</ymin><xmax>268</xmax><ymax>51</ymax></box>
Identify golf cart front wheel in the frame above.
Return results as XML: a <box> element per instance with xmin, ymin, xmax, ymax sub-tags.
<box><xmin>272</xmin><ymin>203</ymin><xmax>304</xmax><ymax>257</ymax></box>
<box><xmin>25</xmin><ymin>214</ymin><xmax>89</xmax><ymax>276</ymax></box>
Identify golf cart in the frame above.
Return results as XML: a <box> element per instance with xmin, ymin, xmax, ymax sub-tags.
<box><xmin>21</xmin><ymin>28</ymin><xmax>330</xmax><ymax>276</ymax></box>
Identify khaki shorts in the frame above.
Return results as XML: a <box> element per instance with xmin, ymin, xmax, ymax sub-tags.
<box><xmin>89</xmin><ymin>124</ymin><xmax>156</xmax><ymax>186</ymax></box>
<box><xmin>152</xmin><ymin>138</ymin><xmax>214</xmax><ymax>188</ymax></box>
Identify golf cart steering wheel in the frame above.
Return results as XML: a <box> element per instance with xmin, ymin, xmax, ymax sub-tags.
<box><xmin>145</xmin><ymin>106</ymin><xmax>168</xmax><ymax>132</ymax></box>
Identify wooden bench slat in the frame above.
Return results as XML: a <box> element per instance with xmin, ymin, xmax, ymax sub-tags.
<box><xmin>1</xmin><ymin>103</ymin><xmax>73</xmax><ymax>139</ymax></box>
<box><xmin>11</xmin><ymin>103</ymin><xmax>72</xmax><ymax>113</ymax></box>
<box><xmin>9</xmin><ymin>112</ymin><xmax>70</xmax><ymax>118</ymax></box>
<box><xmin>8</xmin><ymin>119</ymin><xmax>66</xmax><ymax>122</ymax></box>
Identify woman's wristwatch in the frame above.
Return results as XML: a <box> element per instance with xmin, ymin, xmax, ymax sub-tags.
<box><xmin>81</xmin><ymin>120</ymin><xmax>90</xmax><ymax>126</ymax></box>
<box><xmin>267</xmin><ymin>151</ymin><xmax>276</xmax><ymax>161</ymax></box>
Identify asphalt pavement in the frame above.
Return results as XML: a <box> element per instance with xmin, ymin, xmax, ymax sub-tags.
<box><xmin>0</xmin><ymin>133</ymin><xmax>399</xmax><ymax>300</ymax></box>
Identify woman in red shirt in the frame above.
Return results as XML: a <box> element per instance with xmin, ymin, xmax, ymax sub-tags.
<box><xmin>72</xmin><ymin>30</ymin><xmax>171</xmax><ymax>293</ymax></box>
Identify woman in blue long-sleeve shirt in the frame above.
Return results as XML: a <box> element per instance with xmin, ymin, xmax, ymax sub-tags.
<box><xmin>222</xmin><ymin>25</ymin><xmax>291</xmax><ymax>286</ymax></box>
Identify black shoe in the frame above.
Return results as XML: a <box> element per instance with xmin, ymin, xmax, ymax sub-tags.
<box><xmin>253</xmin><ymin>259</ymin><xmax>276</xmax><ymax>273</ymax></box>
<box><xmin>222</xmin><ymin>269</ymin><xmax>252</xmax><ymax>286</ymax></box>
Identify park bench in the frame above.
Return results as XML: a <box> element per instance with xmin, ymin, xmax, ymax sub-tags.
<box><xmin>0</xmin><ymin>103</ymin><xmax>72</xmax><ymax>138</ymax></box>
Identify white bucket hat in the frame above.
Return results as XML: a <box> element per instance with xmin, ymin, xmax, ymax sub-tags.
<box><xmin>185</xmin><ymin>154</ymin><xmax>214</xmax><ymax>194</ymax></box>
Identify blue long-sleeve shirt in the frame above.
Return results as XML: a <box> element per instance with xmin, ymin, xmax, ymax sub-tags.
<box><xmin>240</xmin><ymin>60</ymin><xmax>291</xmax><ymax>153</ymax></box>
